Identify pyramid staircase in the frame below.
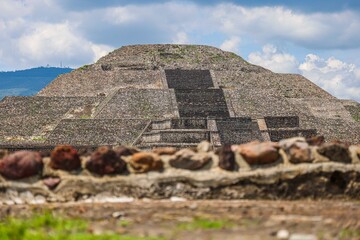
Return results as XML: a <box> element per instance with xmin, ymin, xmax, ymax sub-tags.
<box><xmin>133</xmin><ymin>70</ymin><xmax>317</xmax><ymax>150</ymax></box>
<box><xmin>136</xmin><ymin>118</ymin><xmax>211</xmax><ymax>150</ymax></box>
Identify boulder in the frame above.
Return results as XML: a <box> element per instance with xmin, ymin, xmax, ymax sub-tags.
<box><xmin>128</xmin><ymin>152</ymin><xmax>163</xmax><ymax>173</ymax></box>
<box><xmin>279</xmin><ymin>137</ymin><xmax>313</xmax><ymax>164</ymax></box>
<box><xmin>152</xmin><ymin>147</ymin><xmax>177</xmax><ymax>155</ymax></box>
<box><xmin>217</xmin><ymin>145</ymin><xmax>237</xmax><ymax>171</ymax></box>
<box><xmin>317</xmin><ymin>141</ymin><xmax>352</xmax><ymax>163</ymax></box>
<box><xmin>0</xmin><ymin>151</ymin><xmax>43</xmax><ymax>180</ymax></box>
<box><xmin>197</xmin><ymin>141</ymin><xmax>212</xmax><ymax>153</ymax></box>
<box><xmin>233</xmin><ymin>141</ymin><xmax>280</xmax><ymax>165</ymax></box>
<box><xmin>86</xmin><ymin>146</ymin><xmax>127</xmax><ymax>175</ymax></box>
<box><xmin>169</xmin><ymin>148</ymin><xmax>211</xmax><ymax>170</ymax></box>
<box><xmin>50</xmin><ymin>145</ymin><xmax>81</xmax><ymax>171</ymax></box>
<box><xmin>113</xmin><ymin>146</ymin><xmax>139</xmax><ymax>157</ymax></box>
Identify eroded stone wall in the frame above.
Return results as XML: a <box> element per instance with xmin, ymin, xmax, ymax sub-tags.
<box><xmin>0</xmin><ymin>137</ymin><xmax>359</xmax><ymax>204</ymax></box>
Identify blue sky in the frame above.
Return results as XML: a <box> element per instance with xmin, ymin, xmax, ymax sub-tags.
<box><xmin>0</xmin><ymin>0</ymin><xmax>359</xmax><ymax>101</ymax></box>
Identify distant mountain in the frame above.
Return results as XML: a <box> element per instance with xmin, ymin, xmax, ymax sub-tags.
<box><xmin>0</xmin><ymin>67</ymin><xmax>73</xmax><ymax>100</ymax></box>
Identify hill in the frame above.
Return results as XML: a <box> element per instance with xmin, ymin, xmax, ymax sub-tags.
<box><xmin>0</xmin><ymin>67</ymin><xmax>73</xmax><ymax>100</ymax></box>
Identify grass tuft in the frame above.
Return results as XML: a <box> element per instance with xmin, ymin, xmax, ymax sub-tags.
<box><xmin>0</xmin><ymin>212</ymin><xmax>164</xmax><ymax>240</ymax></box>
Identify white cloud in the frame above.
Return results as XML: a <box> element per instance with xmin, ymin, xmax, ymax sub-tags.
<box><xmin>105</xmin><ymin>7</ymin><xmax>136</xmax><ymax>24</ymax></box>
<box><xmin>172</xmin><ymin>32</ymin><xmax>189</xmax><ymax>44</ymax></box>
<box><xmin>0</xmin><ymin>0</ymin><xmax>360</xmax><ymax>75</ymax></box>
<box><xmin>220</xmin><ymin>36</ymin><xmax>240</xmax><ymax>52</ymax></box>
<box><xmin>211</xmin><ymin>4</ymin><xmax>360</xmax><ymax>49</ymax></box>
<box><xmin>248</xmin><ymin>44</ymin><xmax>298</xmax><ymax>73</ymax></box>
<box><xmin>16</xmin><ymin>22</ymin><xmax>112</xmax><ymax>68</ymax></box>
<box><xmin>299</xmin><ymin>54</ymin><xmax>360</xmax><ymax>101</ymax></box>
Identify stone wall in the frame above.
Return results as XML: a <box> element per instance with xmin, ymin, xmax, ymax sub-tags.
<box><xmin>38</xmin><ymin>69</ymin><xmax>163</xmax><ymax>97</ymax></box>
<box><xmin>0</xmin><ymin>137</ymin><xmax>359</xmax><ymax>203</ymax></box>
<box><xmin>224</xmin><ymin>89</ymin><xmax>297</xmax><ymax>118</ymax></box>
<box><xmin>94</xmin><ymin>89</ymin><xmax>177</xmax><ymax>119</ymax></box>
<box><xmin>45</xmin><ymin>119</ymin><xmax>149</xmax><ymax>145</ymax></box>
<box><xmin>213</xmin><ymin>71</ymin><xmax>334</xmax><ymax>99</ymax></box>
<box><xmin>0</xmin><ymin>96</ymin><xmax>102</xmax><ymax>139</ymax></box>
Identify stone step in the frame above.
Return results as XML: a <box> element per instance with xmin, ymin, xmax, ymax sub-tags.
<box><xmin>165</xmin><ymin>69</ymin><xmax>214</xmax><ymax>89</ymax></box>
<box><xmin>141</xmin><ymin>129</ymin><xmax>210</xmax><ymax>143</ymax></box>
<box><xmin>151</xmin><ymin>118</ymin><xmax>207</xmax><ymax>130</ymax></box>
<box><xmin>268</xmin><ymin>128</ymin><xmax>317</xmax><ymax>142</ymax></box>
<box><xmin>264</xmin><ymin>116</ymin><xmax>300</xmax><ymax>128</ymax></box>
<box><xmin>178</xmin><ymin>108</ymin><xmax>230</xmax><ymax>118</ymax></box>
<box><xmin>174</xmin><ymin>89</ymin><xmax>230</xmax><ymax>118</ymax></box>
<box><xmin>137</xmin><ymin>142</ymin><xmax>199</xmax><ymax>151</ymax></box>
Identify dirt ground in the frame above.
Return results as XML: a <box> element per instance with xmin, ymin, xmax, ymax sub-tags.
<box><xmin>1</xmin><ymin>199</ymin><xmax>360</xmax><ymax>240</ymax></box>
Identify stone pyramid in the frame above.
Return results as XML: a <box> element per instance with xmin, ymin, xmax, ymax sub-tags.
<box><xmin>0</xmin><ymin>44</ymin><xmax>359</xmax><ymax>150</ymax></box>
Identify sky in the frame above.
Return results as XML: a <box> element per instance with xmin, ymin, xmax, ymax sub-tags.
<box><xmin>0</xmin><ymin>0</ymin><xmax>359</xmax><ymax>101</ymax></box>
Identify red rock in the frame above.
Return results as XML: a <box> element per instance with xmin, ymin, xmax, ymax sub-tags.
<box><xmin>169</xmin><ymin>149</ymin><xmax>211</xmax><ymax>170</ymax></box>
<box><xmin>129</xmin><ymin>152</ymin><xmax>163</xmax><ymax>173</ymax></box>
<box><xmin>43</xmin><ymin>177</ymin><xmax>61</xmax><ymax>190</ymax></box>
<box><xmin>0</xmin><ymin>151</ymin><xmax>43</xmax><ymax>180</ymax></box>
<box><xmin>216</xmin><ymin>145</ymin><xmax>237</xmax><ymax>171</ymax></box>
<box><xmin>152</xmin><ymin>147</ymin><xmax>177</xmax><ymax>155</ymax></box>
<box><xmin>317</xmin><ymin>141</ymin><xmax>352</xmax><ymax>163</ymax></box>
<box><xmin>113</xmin><ymin>146</ymin><xmax>139</xmax><ymax>157</ymax></box>
<box><xmin>86</xmin><ymin>146</ymin><xmax>127</xmax><ymax>175</ymax></box>
<box><xmin>50</xmin><ymin>145</ymin><xmax>81</xmax><ymax>171</ymax></box>
<box><xmin>234</xmin><ymin>141</ymin><xmax>280</xmax><ymax>165</ymax></box>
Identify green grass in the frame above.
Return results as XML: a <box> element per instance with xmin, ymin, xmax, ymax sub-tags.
<box><xmin>339</xmin><ymin>228</ymin><xmax>360</xmax><ymax>240</ymax></box>
<box><xmin>79</xmin><ymin>115</ymin><xmax>92</xmax><ymax>119</ymax></box>
<box><xmin>79</xmin><ymin>64</ymin><xmax>90</xmax><ymax>71</ymax></box>
<box><xmin>177</xmin><ymin>217</ymin><xmax>235</xmax><ymax>231</ymax></box>
<box><xmin>0</xmin><ymin>212</ymin><xmax>164</xmax><ymax>240</ymax></box>
<box><xmin>31</xmin><ymin>136</ymin><xmax>47</xmax><ymax>142</ymax></box>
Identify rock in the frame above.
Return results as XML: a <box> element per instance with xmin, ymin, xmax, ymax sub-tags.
<box><xmin>0</xmin><ymin>151</ymin><xmax>43</xmax><ymax>180</ymax></box>
<box><xmin>233</xmin><ymin>141</ymin><xmax>280</xmax><ymax>165</ymax></box>
<box><xmin>128</xmin><ymin>152</ymin><xmax>163</xmax><ymax>173</ymax></box>
<box><xmin>350</xmin><ymin>145</ymin><xmax>360</xmax><ymax>163</ymax></box>
<box><xmin>169</xmin><ymin>149</ymin><xmax>211</xmax><ymax>170</ymax></box>
<box><xmin>317</xmin><ymin>141</ymin><xmax>352</xmax><ymax>163</ymax></box>
<box><xmin>217</xmin><ymin>145</ymin><xmax>237</xmax><ymax>171</ymax></box>
<box><xmin>113</xmin><ymin>146</ymin><xmax>139</xmax><ymax>157</ymax></box>
<box><xmin>112</xmin><ymin>211</ymin><xmax>125</xmax><ymax>219</ymax></box>
<box><xmin>280</xmin><ymin>137</ymin><xmax>312</xmax><ymax>164</ymax></box>
<box><xmin>152</xmin><ymin>147</ymin><xmax>177</xmax><ymax>155</ymax></box>
<box><xmin>43</xmin><ymin>177</ymin><xmax>61</xmax><ymax>190</ymax></box>
<box><xmin>86</xmin><ymin>146</ymin><xmax>127</xmax><ymax>175</ymax></box>
<box><xmin>197</xmin><ymin>141</ymin><xmax>212</xmax><ymax>152</ymax></box>
<box><xmin>50</xmin><ymin>145</ymin><xmax>81</xmax><ymax>171</ymax></box>
<box><xmin>289</xmin><ymin>234</ymin><xmax>317</xmax><ymax>240</ymax></box>
<box><xmin>31</xmin><ymin>195</ymin><xmax>46</xmax><ymax>204</ymax></box>
<box><xmin>306</xmin><ymin>135</ymin><xmax>325</xmax><ymax>146</ymax></box>
<box><xmin>276</xmin><ymin>229</ymin><xmax>290</xmax><ymax>239</ymax></box>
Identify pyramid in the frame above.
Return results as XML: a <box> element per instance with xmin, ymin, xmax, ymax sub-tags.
<box><xmin>0</xmin><ymin>44</ymin><xmax>359</xmax><ymax>149</ymax></box>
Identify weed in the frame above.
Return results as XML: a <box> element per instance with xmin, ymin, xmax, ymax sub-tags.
<box><xmin>79</xmin><ymin>65</ymin><xmax>90</xmax><ymax>71</ymax></box>
<box><xmin>177</xmin><ymin>217</ymin><xmax>235</xmax><ymax>230</ymax></box>
<box><xmin>339</xmin><ymin>228</ymin><xmax>360</xmax><ymax>239</ymax></box>
<box><xmin>0</xmin><ymin>212</ymin><xmax>164</xmax><ymax>240</ymax></box>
